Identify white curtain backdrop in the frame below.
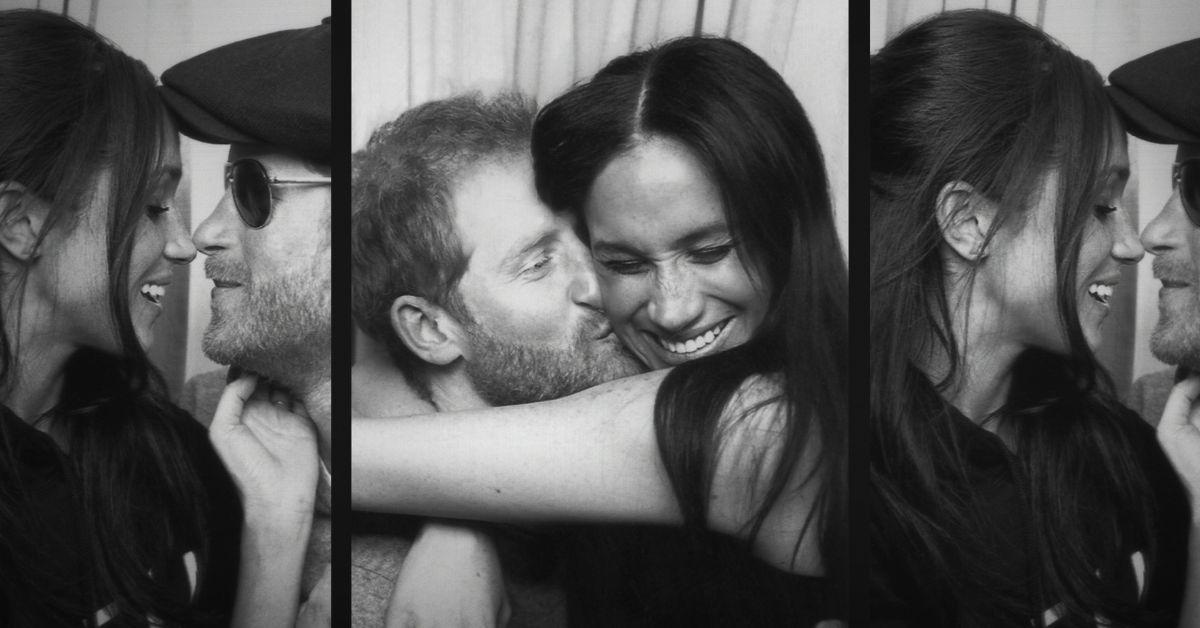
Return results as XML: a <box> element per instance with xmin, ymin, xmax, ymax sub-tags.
<box><xmin>352</xmin><ymin>0</ymin><xmax>849</xmax><ymax>252</ymax></box>
<box><xmin>870</xmin><ymin>0</ymin><xmax>1200</xmax><ymax>394</ymax></box>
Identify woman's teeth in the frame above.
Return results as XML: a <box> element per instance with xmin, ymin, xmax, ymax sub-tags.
<box><xmin>659</xmin><ymin>321</ymin><xmax>728</xmax><ymax>355</ymax></box>
<box><xmin>140</xmin><ymin>283</ymin><xmax>165</xmax><ymax>305</ymax></box>
<box><xmin>1087</xmin><ymin>283</ymin><xmax>1113</xmax><ymax>305</ymax></box>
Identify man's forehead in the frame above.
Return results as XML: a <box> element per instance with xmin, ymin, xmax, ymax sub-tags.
<box><xmin>451</xmin><ymin>159</ymin><xmax>557</xmax><ymax>262</ymax></box>
<box><xmin>227</xmin><ymin>143</ymin><xmax>330</xmax><ymax>175</ymax></box>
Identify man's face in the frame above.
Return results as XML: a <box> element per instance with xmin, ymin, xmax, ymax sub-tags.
<box><xmin>1143</xmin><ymin>143</ymin><xmax>1200</xmax><ymax>370</ymax></box>
<box><xmin>450</xmin><ymin>158</ymin><xmax>643</xmax><ymax>405</ymax></box>
<box><xmin>193</xmin><ymin>144</ymin><xmax>331</xmax><ymax>378</ymax></box>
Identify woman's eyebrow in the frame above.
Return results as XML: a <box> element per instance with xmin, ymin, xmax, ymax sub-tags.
<box><xmin>592</xmin><ymin>220</ymin><xmax>730</xmax><ymax>256</ymax></box>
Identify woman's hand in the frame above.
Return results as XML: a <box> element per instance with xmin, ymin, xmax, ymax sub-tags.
<box><xmin>385</xmin><ymin>523</ymin><xmax>511</xmax><ymax>628</ymax></box>
<box><xmin>211</xmin><ymin>373</ymin><xmax>320</xmax><ymax>524</ymax></box>
<box><xmin>1158</xmin><ymin>374</ymin><xmax>1200</xmax><ymax>515</ymax></box>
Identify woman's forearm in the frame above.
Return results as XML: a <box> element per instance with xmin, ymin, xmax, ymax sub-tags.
<box><xmin>231</xmin><ymin>510</ymin><xmax>313</xmax><ymax>628</ymax></box>
<box><xmin>351</xmin><ymin>371</ymin><xmax>681</xmax><ymax>524</ymax></box>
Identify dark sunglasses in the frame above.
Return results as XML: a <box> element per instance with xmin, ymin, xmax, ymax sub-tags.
<box><xmin>1172</xmin><ymin>158</ymin><xmax>1200</xmax><ymax>227</ymax></box>
<box><xmin>225</xmin><ymin>159</ymin><xmax>331</xmax><ymax>229</ymax></box>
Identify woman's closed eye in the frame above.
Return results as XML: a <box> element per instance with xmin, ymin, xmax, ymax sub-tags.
<box><xmin>598</xmin><ymin>257</ymin><xmax>649</xmax><ymax>275</ymax></box>
<box><xmin>146</xmin><ymin>203</ymin><xmax>171</xmax><ymax>218</ymax></box>
<box><xmin>689</xmin><ymin>244</ymin><xmax>735</xmax><ymax>264</ymax></box>
<box><xmin>1093</xmin><ymin>203</ymin><xmax>1118</xmax><ymax>218</ymax></box>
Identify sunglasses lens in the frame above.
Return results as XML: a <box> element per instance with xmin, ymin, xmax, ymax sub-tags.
<box><xmin>1182</xmin><ymin>161</ymin><xmax>1200</xmax><ymax>226</ymax></box>
<box><xmin>233</xmin><ymin>160</ymin><xmax>271</xmax><ymax>228</ymax></box>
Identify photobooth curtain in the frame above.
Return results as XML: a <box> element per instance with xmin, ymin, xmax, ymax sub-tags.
<box><xmin>352</xmin><ymin>0</ymin><xmax>849</xmax><ymax>251</ymax></box>
<box><xmin>870</xmin><ymin>0</ymin><xmax>1200</xmax><ymax>396</ymax></box>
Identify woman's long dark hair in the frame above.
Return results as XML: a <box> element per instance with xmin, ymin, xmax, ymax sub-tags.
<box><xmin>871</xmin><ymin>11</ymin><xmax>1157</xmax><ymax>625</ymax></box>
<box><xmin>0</xmin><ymin>10</ymin><xmax>211</xmax><ymax>626</ymax></box>
<box><xmin>533</xmin><ymin>36</ymin><xmax>848</xmax><ymax>600</ymax></box>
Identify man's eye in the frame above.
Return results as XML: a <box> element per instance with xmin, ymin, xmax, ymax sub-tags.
<box><xmin>690</xmin><ymin>245</ymin><xmax>734</xmax><ymax>264</ymax></box>
<box><xmin>522</xmin><ymin>255</ymin><xmax>552</xmax><ymax>275</ymax></box>
<box><xmin>599</xmin><ymin>259</ymin><xmax>647</xmax><ymax>275</ymax></box>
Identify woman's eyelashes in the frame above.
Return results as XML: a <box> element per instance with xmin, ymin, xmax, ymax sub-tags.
<box><xmin>598</xmin><ymin>257</ymin><xmax>649</xmax><ymax>275</ymax></box>
<box><xmin>597</xmin><ymin>242</ymin><xmax>736</xmax><ymax>275</ymax></box>
<box><xmin>146</xmin><ymin>203</ymin><xmax>171</xmax><ymax>218</ymax></box>
<box><xmin>689</xmin><ymin>243</ymin><xmax>735</xmax><ymax>264</ymax></box>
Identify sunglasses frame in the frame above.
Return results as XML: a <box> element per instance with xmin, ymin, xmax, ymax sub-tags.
<box><xmin>224</xmin><ymin>159</ymin><xmax>331</xmax><ymax>229</ymax></box>
<box><xmin>1171</xmin><ymin>158</ymin><xmax>1200</xmax><ymax>228</ymax></box>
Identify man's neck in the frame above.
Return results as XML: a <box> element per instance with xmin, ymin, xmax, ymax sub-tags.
<box><xmin>258</xmin><ymin>361</ymin><xmax>332</xmax><ymax>464</ymax></box>
<box><xmin>426</xmin><ymin>364</ymin><xmax>491</xmax><ymax>413</ymax></box>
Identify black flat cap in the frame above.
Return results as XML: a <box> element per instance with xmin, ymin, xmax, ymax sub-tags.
<box><xmin>1107</xmin><ymin>37</ymin><xmax>1200</xmax><ymax>145</ymax></box>
<box><xmin>161</xmin><ymin>18</ymin><xmax>331</xmax><ymax>162</ymax></box>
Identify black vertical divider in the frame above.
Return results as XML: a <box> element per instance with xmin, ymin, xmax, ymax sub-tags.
<box><xmin>848</xmin><ymin>1</ymin><xmax>871</xmax><ymax>625</ymax></box>
<box><xmin>331</xmin><ymin>1</ymin><xmax>352</xmax><ymax>623</ymax></box>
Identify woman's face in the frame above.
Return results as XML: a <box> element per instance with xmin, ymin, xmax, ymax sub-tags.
<box><xmin>42</xmin><ymin>116</ymin><xmax>193</xmax><ymax>353</ymax></box>
<box><xmin>584</xmin><ymin>137</ymin><xmax>771</xmax><ymax>369</ymax></box>
<box><xmin>988</xmin><ymin>121</ymin><xmax>1142</xmax><ymax>354</ymax></box>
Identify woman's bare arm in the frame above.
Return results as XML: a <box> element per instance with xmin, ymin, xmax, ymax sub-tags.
<box><xmin>351</xmin><ymin>370</ymin><xmax>822</xmax><ymax>574</ymax></box>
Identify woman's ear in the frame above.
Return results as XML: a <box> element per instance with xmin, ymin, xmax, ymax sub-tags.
<box><xmin>389</xmin><ymin>295</ymin><xmax>469</xmax><ymax>366</ymax></box>
<box><xmin>935</xmin><ymin>181</ymin><xmax>996</xmax><ymax>263</ymax></box>
<box><xmin>0</xmin><ymin>182</ymin><xmax>49</xmax><ymax>262</ymax></box>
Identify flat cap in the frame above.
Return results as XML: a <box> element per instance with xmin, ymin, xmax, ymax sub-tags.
<box><xmin>161</xmin><ymin>18</ymin><xmax>331</xmax><ymax>162</ymax></box>
<box><xmin>1107</xmin><ymin>37</ymin><xmax>1200</xmax><ymax>145</ymax></box>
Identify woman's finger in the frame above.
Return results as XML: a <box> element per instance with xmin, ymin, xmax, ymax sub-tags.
<box><xmin>211</xmin><ymin>374</ymin><xmax>259</xmax><ymax>431</ymax></box>
<box><xmin>268</xmin><ymin>383</ymin><xmax>291</xmax><ymax>409</ymax></box>
<box><xmin>1160</xmin><ymin>375</ymin><xmax>1200</xmax><ymax>430</ymax></box>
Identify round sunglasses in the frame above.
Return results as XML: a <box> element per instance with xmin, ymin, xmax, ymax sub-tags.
<box><xmin>225</xmin><ymin>159</ymin><xmax>331</xmax><ymax>229</ymax></box>
<box><xmin>1172</xmin><ymin>158</ymin><xmax>1200</xmax><ymax>228</ymax></box>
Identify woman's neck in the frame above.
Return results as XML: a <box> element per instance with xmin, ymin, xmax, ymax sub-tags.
<box><xmin>926</xmin><ymin>273</ymin><xmax>1026</xmax><ymax>432</ymax></box>
<box><xmin>4</xmin><ymin>332</ymin><xmax>75</xmax><ymax>435</ymax></box>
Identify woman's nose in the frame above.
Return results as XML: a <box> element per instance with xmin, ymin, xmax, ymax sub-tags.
<box><xmin>164</xmin><ymin>212</ymin><xmax>197</xmax><ymax>263</ymax></box>
<box><xmin>1111</xmin><ymin>211</ymin><xmax>1145</xmax><ymax>264</ymax></box>
<box><xmin>646</xmin><ymin>264</ymin><xmax>704</xmax><ymax>333</ymax></box>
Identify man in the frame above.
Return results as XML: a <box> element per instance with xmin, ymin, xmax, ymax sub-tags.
<box><xmin>161</xmin><ymin>19</ymin><xmax>332</xmax><ymax>627</ymax></box>
<box><xmin>350</xmin><ymin>92</ymin><xmax>643</xmax><ymax>626</ymax></box>
<box><xmin>1108</xmin><ymin>39</ymin><xmax>1200</xmax><ymax>421</ymax></box>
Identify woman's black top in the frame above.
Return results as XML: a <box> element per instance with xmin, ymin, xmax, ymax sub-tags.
<box><xmin>0</xmin><ymin>404</ymin><xmax>241</xmax><ymax>627</ymax></box>
<box><xmin>560</xmin><ymin>525</ymin><xmax>833</xmax><ymax>627</ymax></box>
<box><xmin>870</xmin><ymin>397</ymin><xmax>1190</xmax><ymax>627</ymax></box>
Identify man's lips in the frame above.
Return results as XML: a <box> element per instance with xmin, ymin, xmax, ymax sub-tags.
<box><xmin>210</xmin><ymin>279</ymin><xmax>242</xmax><ymax>288</ymax></box>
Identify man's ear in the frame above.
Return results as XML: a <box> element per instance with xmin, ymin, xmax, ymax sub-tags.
<box><xmin>0</xmin><ymin>182</ymin><xmax>48</xmax><ymax>263</ymax></box>
<box><xmin>389</xmin><ymin>295</ymin><xmax>468</xmax><ymax>366</ymax></box>
<box><xmin>935</xmin><ymin>181</ymin><xmax>995</xmax><ymax>263</ymax></box>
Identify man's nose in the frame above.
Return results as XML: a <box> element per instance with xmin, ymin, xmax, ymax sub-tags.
<box><xmin>1141</xmin><ymin>192</ymin><xmax>1186</xmax><ymax>256</ymax></box>
<box><xmin>193</xmin><ymin>192</ymin><xmax>237</xmax><ymax>256</ymax></box>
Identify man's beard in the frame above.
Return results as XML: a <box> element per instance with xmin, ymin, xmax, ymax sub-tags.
<box><xmin>461</xmin><ymin>316</ymin><xmax>644</xmax><ymax>407</ymax></box>
<box><xmin>202</xmin><ymin>255</ymin><xmax>331</xmax><ymax>383</ymax></box>
<box><xmin>1149</xmin><ymin>257</ymin><xmax>1200</xmax><ymax>370</ymax></box>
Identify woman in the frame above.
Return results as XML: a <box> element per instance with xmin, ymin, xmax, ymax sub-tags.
<box><xmin>0</xmin><ymin>10</ymin><xmax>240</xmax><ymax>626</ymax></box>
<box><xmin>871</xmin><ymin>10</ymin><xmax>1192</xmax><ymax>626</ymax></box>
<box><xmin>350</xmin><ymin>36</ymin><xmax>847</xmax><ymax>624</ymax></box>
